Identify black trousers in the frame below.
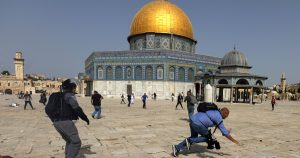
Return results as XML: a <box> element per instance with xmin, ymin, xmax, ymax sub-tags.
<box><xmin>24</xmin><ymin>101</ymin><xmax>34</xmax><ymax>109</ymax></box>
<box><xmin>176</xmin><ymin>101</ymin><xmax>183</xmax><ymax>109</ymax></box>
<box><xmin>128</xmin><ymin>99</ymin><xmax>131</xmax><ymax>107</ymax></box>
<box><xmin>143</xmin><ymin>100</ymin><xmax>146</xmax><ymax>108</ymax></box>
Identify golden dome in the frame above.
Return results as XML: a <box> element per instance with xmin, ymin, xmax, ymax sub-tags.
<box><xmin>129</xmin><ymin>0</ymin><xmax>195</xmax><ymax>40</ymax></box>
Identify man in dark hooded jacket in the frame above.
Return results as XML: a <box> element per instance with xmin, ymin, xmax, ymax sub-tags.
<box><xmin>46</xmin><ymin>79</ymin><xmax>89</xmax><ymax>158</ymax></box>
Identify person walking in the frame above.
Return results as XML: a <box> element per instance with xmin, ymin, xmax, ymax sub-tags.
<box><xmin>131</xmin><ymin>93</ymin><xmax>135</xmax><ymax>105</ymax></box>
<box><xmin>172</xmin><ymin>107</ymin><xmax>240</xmax><ymax>157</ymax></box>
<box><xmin>120</xmin><ymin>94</ymin><xmax>126</xmax><ymax>104</ymax></box>
<box><xmin>271</xmin><ymin>96</ymin><xmax>276</xmax><ymax>111</ymax></box>
<box><xmin>24</xmin><ymin>91</ymin><xmax>34</xmax><ymax>110</ymax></box>
<box><xmin>39</xmin><ymin>92</ymin><xmax>47</xmax><ymax>105</ymax></box>
<box><xmin>141</xmin><ymin>93</ymin><xmax>148</xmax><ymax>109</ymax></box>
<box><xmin>171</xmin><ymin>93</ymin><xmax>175</xmax><ymax>102</ymax></box>
<box><xmin>91</xmin><ymin>91</ymin><xmax>103</xmax><ymax>119</ymax></box>
<box><xmin>45</xmin><ymin>79</ymin><xmax>90</xmax><ymax>158</ymax></box>
<box><xmin>153</xmin><ymin>92</ymin><xmax>157</xmax><ymax>100</ymax></box>
<box><xmin>127</xmin><ymin>94</ymin><xmax>131</xmax><ymax>107</ymax></box>
<box><xmin>175</xmin><ymin>93</ymin><xmax>184</xmax><ymax>110</ymax></box>
<box><xmin>184</xmin><ymin>91</ymin><xmax>197</xmax><ymax>119</ymax></box>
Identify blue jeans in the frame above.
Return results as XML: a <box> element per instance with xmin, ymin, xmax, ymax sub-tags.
<box><xmin>92</xmin><ymin>105</ymin><xmax>101</xmax><ymax>119</ymax></box>
<box><xmin>175</xmin><ymin>121</ymin><xmax>209</xmax><ymax>151</ymax></box>
<box><xmin>187</xmin><ymin>106</ymin><xmax>195</xmax><ymax>119</ymax></box>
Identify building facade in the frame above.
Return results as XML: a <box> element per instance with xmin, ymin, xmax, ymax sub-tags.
<box><xmin>0</xmin><ymin>52</ymin><xmax>63</xmax><ymax>95</ymax></box>
<box><xmin>197</xmin><ymin>48</ymin><xmax>268</xmax><ymax>103</ymax></box>
<box><xmin>84</xmin><ymin>0</ymin><xmax>221</xmax><ymax>98</ymax></box>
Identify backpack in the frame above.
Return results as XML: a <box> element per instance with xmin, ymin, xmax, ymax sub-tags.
<box><xmin>45</xmin><ymin>92</ymin><xmax>64</xmax><ymax>122</ymax></box>
<box><xmin>197</xmin><ymin>102</ymin><xmax>219</xmax><ymax>112</ymax></box>
<box><xmin>271</xmin><ymin>98</ymin><xmax>276</xmax><ymax>104</ymax></box>
<box><xmin>190</xmin><ymin>96</ymin><xmax>198</xmax><ymax>105</ymax></box>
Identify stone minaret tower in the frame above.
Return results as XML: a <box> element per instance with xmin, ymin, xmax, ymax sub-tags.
<box><xmin>281</xmin><ymin>73</ymin><xmax>286</xmax><ymax>93</ymax></box>
<box><xmin>14</xmin><ymin>51</ymin><xmax>24</xmax><ymax>80</ymax></box>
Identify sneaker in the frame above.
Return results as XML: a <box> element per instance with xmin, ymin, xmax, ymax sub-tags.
<box><xmin>172</xmin><ymin>145</ymin><xmax>179</xmax><ymax>157</ymax></box>
<box><xmin>185</xmin><ymin>138</ymin><xmax>191</xmax><ymax>150</ymax></box>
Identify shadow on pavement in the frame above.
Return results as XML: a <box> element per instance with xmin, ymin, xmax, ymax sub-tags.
<box><xmin>179</xmin><ymin>118</ymin><xmax>190</xmax><ymax>122</ymax></box>
<box><xmin>177</xmin><ymin>144</ymin><xmax>231</xmax><ymax>158</ymax></box>
<box><xmin>78</xmin><ymin>144</ymin><xmax>96</xmax><ymax>158</ymax></box>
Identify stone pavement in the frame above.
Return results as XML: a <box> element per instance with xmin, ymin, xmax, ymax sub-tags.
<box><xmin>0</xmin><ymin>94</ymin><xmax>300</xmax><ymax>158</ymax></box>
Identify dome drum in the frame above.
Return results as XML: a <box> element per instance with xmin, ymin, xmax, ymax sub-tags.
<box><xmin>129</xmin><ymin>33</ymin><xmax>196</xmax><ymax>53</ymax></box>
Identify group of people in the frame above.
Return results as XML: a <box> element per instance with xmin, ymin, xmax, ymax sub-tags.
<box><xmin>21</xmin><ymin>91</ymin><xmax>47</xmax><ymax>110</ymax></box>
<box><xmin>121</xmin><ymin>93</ymin><xmax>149</xmax><ymax>108</ymax></box>
<box><xmin>41</xmin><ymin>78</ymin><xmax>280</xmax><ymax>158</ymax></box>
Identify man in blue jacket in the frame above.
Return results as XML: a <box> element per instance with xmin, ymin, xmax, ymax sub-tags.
<box><xmin>172</xmin><ymin>107</ymin><xmax>240</xmax><ymax>157</ymax></box>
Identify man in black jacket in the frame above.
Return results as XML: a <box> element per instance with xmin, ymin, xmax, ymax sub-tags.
<box><xmin>91</xmin><ymin>91</ymin><xmax>103</xmax><ymax>119</ymax></box>
<box><xmin>46</xmin><ymin>79</ymin><xmax>89</xmax><ymax>158</ymax></box>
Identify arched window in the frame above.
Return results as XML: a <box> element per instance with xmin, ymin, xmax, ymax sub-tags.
<box><xmin>236</xmin><ymin>79</ymin><xmax>249</xmax><ymax>85</ymax></box>
<box><xmin>169</xmin><ymin>66</ymin><xmax>175</xmax><ymax>80</ymax></box>
<box><xmin>157</xmin><ymin>66</ymin><xmax>164</xmax><ymax>80</ymax></box>
<box><xmin>145</xmin><ymin>65</ymin><xmax>153</xmax><ymax>80</ymax></box>
<box><xmin>187</xmin><ymin>68</ymin><xmax>194</xmax><ymax>82</ymax></box>
<box><xmin>106</xmin><ymin>66</ymin><xmax>113</xmax><ymax>80</ymax></box>
<box><xmin>115</xmin><ymin>66</ymin><xmax>122</xmax><ymax>80</ymax></box>
<box><xmin>125</xmin><ymin>66</ymin><xmax>132</xmax><ymax>80</ymax></box>
<box><xmin>218</xmin><ymin>79</ymin><xmax>228</xmax><ymax>84</ymax></box>
<box><xmin>178</xmin><ymin>67</ymin><xmax>185</xmax><ymax>82</ymax></box>
<box><xmin>98</xmin><ymin>67</ymin><xmax>104</xmax><ymax>79</ymax></box>
<box><xmin>256</xmin><ymin>80</ymin><xmax>263</xmax><ymax>86</ymax></box>
<box><xmin>135</xmin><ymin>66</ymin><xmax>142</xmax><ymax>80</ymax></box>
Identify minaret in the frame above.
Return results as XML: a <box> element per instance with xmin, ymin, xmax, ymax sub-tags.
<box><xmin>281</xmin><ymin>73</ymin><xmax>286</xmax><ymax>93</ymax></box>
<box><xmin>14</xmin><ymin>51</ymin><xmax>24</xmax><ymax>80</ymax></box>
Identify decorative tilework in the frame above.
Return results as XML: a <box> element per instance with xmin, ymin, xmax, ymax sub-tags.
<box><xmin>161</xmin><ymin>38</ymin><xmax>170</xmax><ymax>49</ymax></box>
<box><xmin>146</xmin><ymin>34</ymin><xmax>155</xmax><ymax>49</ymax></box>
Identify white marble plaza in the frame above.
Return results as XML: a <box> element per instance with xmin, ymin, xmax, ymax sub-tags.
<box><xmin>0</xmin><ymin>95</ymin><xmax>300</xmax><ymax>158</ymax></box>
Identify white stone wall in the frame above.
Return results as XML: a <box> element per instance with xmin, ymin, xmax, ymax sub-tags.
<box><xmin>93</xmin><ymin>80</ymin><xmax>195</xmax><ymax>99</ymax></box>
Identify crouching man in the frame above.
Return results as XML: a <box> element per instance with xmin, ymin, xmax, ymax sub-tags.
<box><xmin>172</xmin><ymin>106</ymin><xmax>240</xmax><ymax>157</ymax></box>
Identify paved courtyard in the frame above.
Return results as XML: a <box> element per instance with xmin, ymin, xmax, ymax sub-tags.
<box><xmin>0</xmin><ymin>95</ymin><xmax>300</xmax><ymax>158</ymax></box>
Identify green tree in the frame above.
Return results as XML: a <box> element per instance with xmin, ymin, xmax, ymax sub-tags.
<box><xmin>1</xmin><ymin>70</ymin><xmax>10</xmax><ymax>75</ymax></box>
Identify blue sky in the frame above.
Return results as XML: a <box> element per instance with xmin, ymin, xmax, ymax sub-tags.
<box><xmin>0</xmin><ymin>0</ymin><xmax>299</xmax><ymax>86</ymax></box>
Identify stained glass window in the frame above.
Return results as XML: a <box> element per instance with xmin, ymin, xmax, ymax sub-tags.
<box><xmin>169</xmin><ymin>66</ymin><xmax>175</xmax><ymax>80</ymax></box>
<box><xmin>98</xmin><ymin>67</ymin><xmax>103</xmax><ymax>79</ymax></box>
<box><xmin>115</xmin><ymin>66</ymin><xmax>122</xmax><ymax>80</ymax></box>
<box><xmin>178</xmin><ymin>67</ymin><xmax>185</xmax><ymax>81</ymax></box>
<box><xmin>187</xmin><ymin>68</ymin><xmax>194</xmax><ymax>82</ymax></box>
<box><xmin>106</xmin><ymin>66</ymin><xmax>113</xmax><ymax>80</ymax></box>
<box><xmin>157</xmin><ymin>66</ymin><xmax>163</xmax><ymax>80</ymax></box>
<box><xmin>145</xmin><ymin>66</ymin><xmax>153</xmax><ymax>80</ymax></box>
<box><xmin>126</xmin><ymin>66</ymin><xmax>132</xmax><ymax>80</ymax></box>
<box><xmin>135</xmin><ymin>66</ymin><xmax>142</xmax><ymax>80</ymax></box>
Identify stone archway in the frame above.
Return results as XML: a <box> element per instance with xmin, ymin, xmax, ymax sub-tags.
<box><xmin>217</xmin><ymin>79</ymin><xmax>229</xmax><ymax>102</ymax></box>
<box><xmin>5</xmin><ymin>89</ymin><xmax>12</xmax><ymax>95</ymax></box>
<box><xmin>236</xmin><ymin>79</ymin><xmax>250</xmax><ymax>103</ymax></box>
